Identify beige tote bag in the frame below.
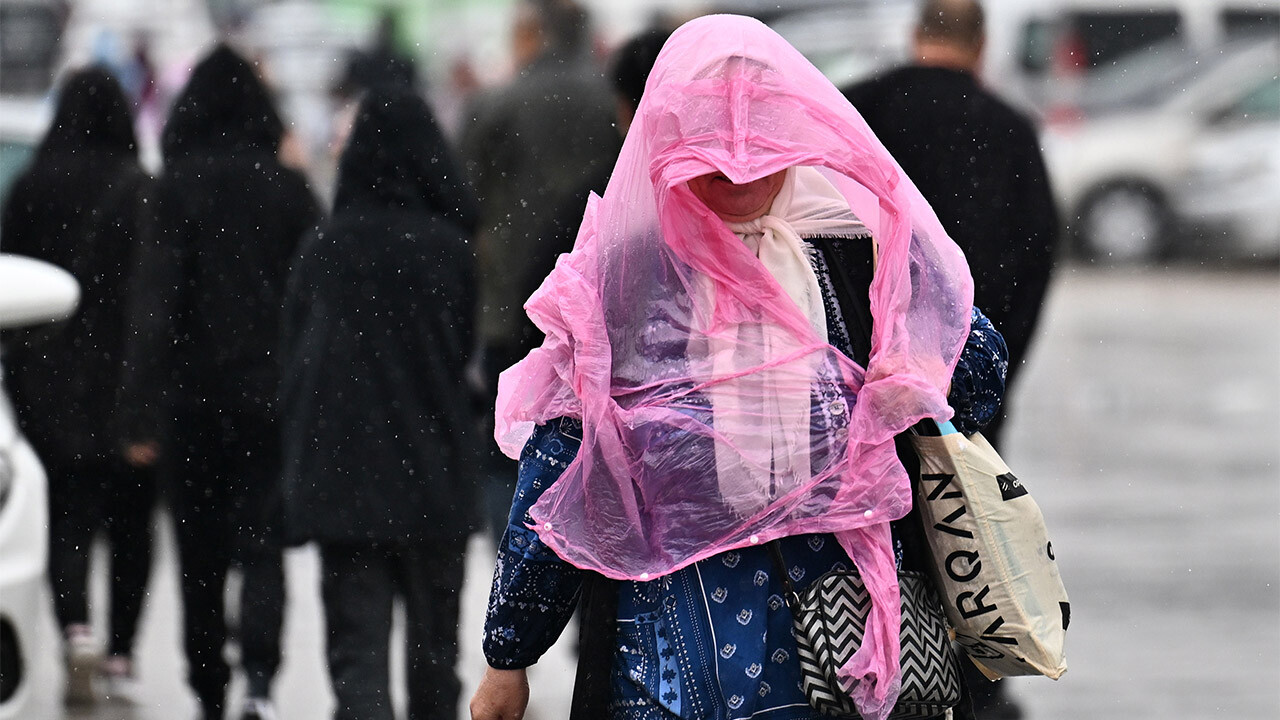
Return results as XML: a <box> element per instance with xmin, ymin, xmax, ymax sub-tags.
<box><xmin>909</xmin><ymin>426</ymin><xmax>1070</xmax><ymax>680</ymax></box>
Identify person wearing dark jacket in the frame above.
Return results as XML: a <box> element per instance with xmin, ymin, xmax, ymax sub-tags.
<box><xmin>460</xmin><ymin>0</ymin><xmax>621</xmax><ymax>545</ymax></box>
<box><xmin>280</xmin><ymin>90</ymin><xmax>478</xmax><ymax>720</ymax></box>
<box><xmin>0</xmin><ymin>67</ymin><xmax>156</xmax><ymax>706</ymax></box>
<box><xmin>509</xmin><ymin>27</ymin><xmax>671</xmax><ymax>370</ymax></box>
<box><xmin>842</xmin><ymin>3</ymin><xmax>1058</xmax><ymax>717</ymax></box>
<box><xmin>842</xmin><ymin>0</ymin><xmax>1059</xmax><ymax>451</ymax></box>
<box><xmin>120</xmin><ymin>45</ymin><xmax>320</xmax><ymax>720</ymax></box>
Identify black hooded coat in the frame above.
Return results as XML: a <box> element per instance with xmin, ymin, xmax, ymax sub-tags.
<box><xmin>279</xmin><ymin>91</ymin><xmax>479</xmax><ymax>546</ymax></box>
<box><xmin>1</xmin><ymin>68</ymin><xmax>151</xmax><ymax>470</ymax></box>
<box><xmin>123</xmin><ymin>45</ymin><xmax>319</xmax><ymax>440</ymax></box>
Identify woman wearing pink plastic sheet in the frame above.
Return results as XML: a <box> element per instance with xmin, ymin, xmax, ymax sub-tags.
<box><xmin>471</xmin><ymin>14</ymin><xmax>1008</xmax><ymax>720</ymax></box>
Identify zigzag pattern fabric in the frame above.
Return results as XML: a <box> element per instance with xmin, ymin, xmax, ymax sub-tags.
<box><xmin>792</xmin><ymin>569</ymin><xmax>962</xmax><ymax>719</ymax></box>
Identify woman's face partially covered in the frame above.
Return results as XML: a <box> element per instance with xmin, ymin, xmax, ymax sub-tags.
<box><xmin>687</xmin><ymin>170</ymin><xmax>786</xmax><ymax>222</ymax></box>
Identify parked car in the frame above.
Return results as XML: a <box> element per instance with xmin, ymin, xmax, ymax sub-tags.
<box><xmin>983</xmin><ymin>0</ymin><xmax>1280</xmax><ymax>116</ymax></box>
<box><xmin>0</xmin><ymin>253</ymin><xmax>78</xmax><ymax>720</ymax></box>
<box><xmin>1176</xmin><ymin>73</ymin><xmax>1280</xmax><ymax>260</ymax></box>
<box><xmin>1039</xmin><ymin>36</ymin><xmax>1279</xmax><ymax>261</ymax></box>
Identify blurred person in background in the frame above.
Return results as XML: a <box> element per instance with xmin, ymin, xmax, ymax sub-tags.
<box><xmin>843</xmin><ymin>0</ymin><xmax>1059</xmax><ymax>453</ymax></box>
<box><xmin>514</xmin><ymin>26</ymin><xmax>673</xmax><ymax>372</ymax></box>
<box><xmin>120</xmin><ymin>44</ymin><xmax>320</xmax><ymax>720</ymax></box>
<box><xmin>460</xmin><ymin>0</ymin><xmax>621</xmax><ymax>546</ymax></box>
<box><xmin>279</xmin><ymin>89</ymin><xmax>479</xmax><ymax>720</ymax></box>
<box><xmin>0</xmin><ymin>67</ymin><xmax>157</xmax><ymax>707</ymax></box>
<box><xmin>609</xmin><ymin>27</ymin><xmax>671</xmax><ymax>139</ymax></box>
<box><xmin>324</xmin><ymin>11</ymin><xmax>421</xmax><ymax>200</ymax></box>
<box><xmin>331</xmin><ymin>11</ymin><xmax>418</xmax><ymax>102</ymax></box>
<box><xmin>842</xmin><ymin>1</ymin><xmax>1061</xmax><ymax>717</ymax></box>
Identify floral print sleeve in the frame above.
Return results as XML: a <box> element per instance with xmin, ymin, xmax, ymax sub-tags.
<box><xmin>481</xmin><ymin>417</ymin><xmax>585</xmax><ymax>669</ymax></box>
<box><xmin>948</xmin><ymin>306</ymin><xmax>1008</xmax><ymax>435</ymax></box>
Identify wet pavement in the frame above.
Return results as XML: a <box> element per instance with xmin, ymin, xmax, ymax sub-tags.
<box><xmin>20</xmin><ymin>263</ymin><xmax>1280</xmax><ymax>719</ymax></box>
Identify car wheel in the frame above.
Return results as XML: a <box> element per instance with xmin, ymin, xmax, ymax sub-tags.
<box><xmin>0</xmin><ymin>617</ymin><xmax>22</xmax><ymax>702</ymax></box>
<box><xmin>1076</xmin><ymin>183</ymin><xmax>1168</xmax><ymax>262</ymax></box>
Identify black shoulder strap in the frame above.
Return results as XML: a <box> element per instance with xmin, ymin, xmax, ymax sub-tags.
<box><xmin>569</xmin><ymin>571</ymin><xmax>618</xmax><ymax>718</ymax></box>
<box><xmin>816</xmin><ymin>234</ymin><xmax>876</xmax><ymax>367</ymax></box>
<box><xmin>766</xmin><ymin>540</ymin><xmax>803</xmax><ymax>613</ymax></box>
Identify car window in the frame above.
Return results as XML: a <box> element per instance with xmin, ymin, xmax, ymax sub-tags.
<box><xmin>1222</xmin><ymin>9</ymin><xmax>1280</xmax><ymax>39</ymax></box>
<box><xmin>0</xmin><ymin>140</ymin><xmax>36</xmax><ymax>204</ymax></box>
<box><xmin>1077</xmin><ymin>37</ymin><xmax>1194</xmax><ymax>111</ymax></box>
<box><xmin>1068</xmin><ymin>11</ymin><xmax>1182</xmax><ymax>69</ymax></box>
<box><xmin>0</xmin><ymin>2</ymin><xmax>62</xmax><ymax>95</ymax></box>
<box><xmin>0</xmin><ymin>139</ymin><xmax>37</xmax><ymax>247</ymax></box>
<box><xmin>1076</xmin><ymin>37</ymin><xmax>1279</xmax><ymax>115</ymax></box>
<box><xmin>1018</xmin><ymin>19</ymin><xmax>1059</xmax><ymax>74</ymax></box>
<box><xmin>1221</xmin><ymin>75</ymin><xmax>1280</xmax><ymax>123</ymax></box>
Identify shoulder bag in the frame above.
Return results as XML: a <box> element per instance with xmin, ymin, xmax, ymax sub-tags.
<box><xmin>767</xmin><ymin>541</ymin><xmax>963</xmax><ymax>719</ymax></box>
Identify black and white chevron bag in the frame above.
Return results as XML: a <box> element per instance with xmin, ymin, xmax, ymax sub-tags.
<box><xmin>768</xmin><ymin>544</ymin><xmax>962</xmax><ymax>719</ymax></box>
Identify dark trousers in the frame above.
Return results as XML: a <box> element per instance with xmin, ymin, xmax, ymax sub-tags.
<box><xmin>171</xmin><ymin>411</ymin><xmax>285</xmax><ymax>719</ymax></box>
<box><xmin>320</xmin><ymin>540</ymin><xmax>467</xmax><ymax>720</ymax></box>
<box><xmin>48</xmin><ymin>457</ymin><xmax>157</xmax><ymax>657</ymax></box>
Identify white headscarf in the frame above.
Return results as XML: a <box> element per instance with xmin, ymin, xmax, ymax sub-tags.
<box><xmin>712</xmin><ymin>166</ymin><xmax>870</xmax><ymax>515</ymax></box>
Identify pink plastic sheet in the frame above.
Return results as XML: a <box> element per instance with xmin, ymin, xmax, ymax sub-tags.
<box><xmin>494</xmin><ymin>15</ymin><xmax>973</xmax><ymax>716</ymax></box>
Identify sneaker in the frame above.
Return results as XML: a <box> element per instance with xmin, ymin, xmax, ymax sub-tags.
<box><xmin>100</xmin><ymin>655</ymin><xmax>140</xmax><ymax>703</ymax></box>
<box><xmin>63</xmin><ymin>626</ymin><xmax>100</xmax><ymax>706</ymax></box>
<box><xmin>239</xmin><ymin>697</ymin><xmax>280</xmax><ymax>720</ymax></box>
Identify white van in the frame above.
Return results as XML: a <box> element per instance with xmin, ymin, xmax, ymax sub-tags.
<box><xmin>983</xmin><ymin>0</ymin><xmax>1280</xmax><ymax>114</ymax></box>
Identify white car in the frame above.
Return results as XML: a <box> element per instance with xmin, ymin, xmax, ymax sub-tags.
<box><xmin>0</xmin><ymin>254</ymin><xmax>78</xmax><ymax>719</ymax></box>
<box><xmin>1175</xmin><ymin>74</ymin><xmax>1280</xmax><ymax>259</ymax></box>
<box><xmin>1040</xmin><ymin>36</ymin><xmax>1280</xmax><ymax>261</ymax></box>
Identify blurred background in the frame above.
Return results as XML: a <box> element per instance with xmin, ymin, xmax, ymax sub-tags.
<box><xmin>0</xmin><ymin>1</ymin><xmax>1277</xmax><ymax>719</ymax></box>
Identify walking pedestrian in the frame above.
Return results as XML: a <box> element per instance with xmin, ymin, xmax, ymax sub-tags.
<box><xmin>842</xmin><ymin>3</ymin><xmax>1061</xmax><ymax>714</ymax></box>
<box><xmin>121</xmin><ymin>44</ymin><xmax>320</xmax><ymax>720</ymax></box>
<box><xmin>0</xmin><ymin>66</ymin><xmax>157</xmax><ymax>706</ymax></box>
<box><xmin>842</xmin><ymin>0</ymin><xmax>1060</xmax><ymax>451</ymax></box>
<box><xmin>279</xmin><ymin>89</ymin><xmax>479</xmax><ymax>720</ymax></box>
<box><xmin>459</xmin><ymin>0</ymin><xmax>620</xmax><ymax>545</ymax></box>
<box><xmin>470</xmin><ymin>15</ymin><xmax>1008</xmax><ymax>719</ymax></box>
<box><xmin>515</xmin><ymin>26</ymin><xmax>673</xmax><ymax>361</ymax></box>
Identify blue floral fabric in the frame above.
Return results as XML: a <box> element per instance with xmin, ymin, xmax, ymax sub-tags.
<box><xmin>482</xmin><ymin>417</ymin><xmax>586</xmax><ymax>666</ymax></box>
<box><xmin>950</xmin><ymin>308</ymin><xmax>1007</xmax><ymax>436</ymax></box>
<box><xmin>610</xmin><ymin>533</ymin><xmax>852</xmax><ymax>719</ymax></box>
